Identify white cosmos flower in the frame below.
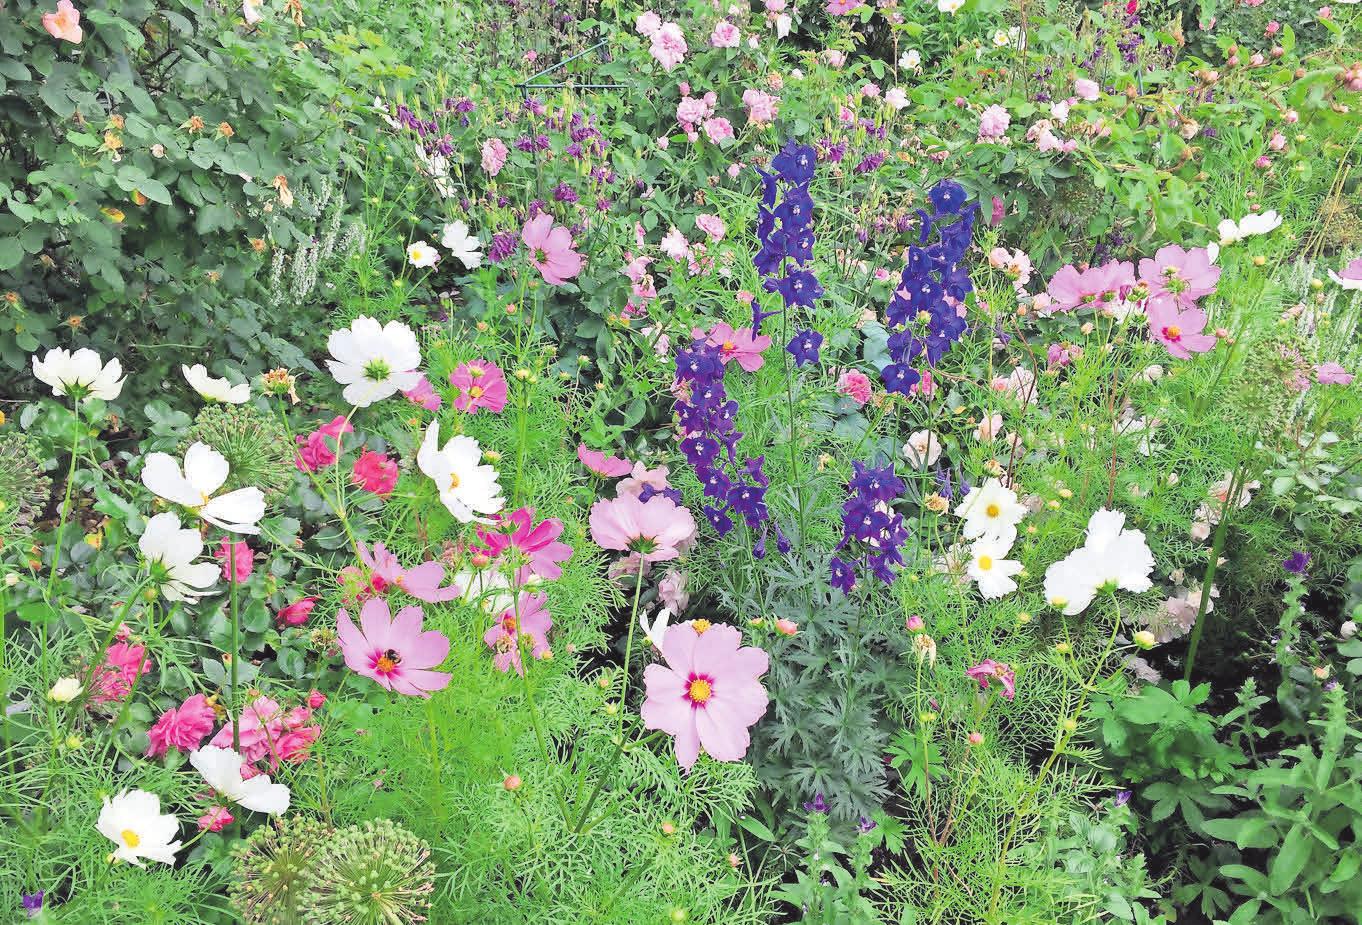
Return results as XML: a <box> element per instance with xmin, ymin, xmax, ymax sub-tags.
<box><xmin>139</xmin><ymin>512</ymin><xmax>219</xmax><ymax>602</ymax></box>
<box><xmin>190</xmin><ymin>746</ymin><xmax>291</xmax><ymax>815</ymax></box>
<box><xmin>639</xmin><ymin>607</ymin><xmax>672</xmax><ymax>649</ymax></box>
<box><xmin>242</xmin><ymin>0</ymin><xmax>263</xmax><ymax>24</ymax></box>
<box><xmin>406</xmin><ymin>240</ymin><xmax>439</xmax><ymax>267</ymax></box>
<box><xmin>954</xmin><ymin>478</ymin><xmax>1026</xmax><ymax>546</ymax></box>
<box><xmin>97</xmin><ymin>789</ymin><xmax>182</xmax><ymax>866</ymax></box>
<box><xmin>182</xmin><ymin>364</ymin><xmax>250</xmax><ymax>404</ymax></box>
<box><xmin>1043</xmin><ymin>508</ymin><xmax>1154</xmax><ymax>615</ymax></box>
<box><xmin>141</xmin><ymin>442</ymin><xmax>266</xmax><ymax>534</ymax></box>
<box><xmin>440</xmin><ymin>221</ymin><xmax>484</xmax><ymax>270</ymax></box>
<box><xmin>32</xmin><ymin>347</ymin><xmax>125</xmax><ymax>402</ymax></box>
<box><xmin>900</xmin><ymin>49</ymin><xmax>922</xmax><ymax>71</ymax></box>
<box><xmin>325</xmin><ymin>316</ymin><xmax>422</xmax><ymax>407</ymax></box>
<box><xmin>967</xmin><ymin>536</ymin><xmax>1023</xmax><ymax>599</ymax></box>
<box><xmin>1217</xmin><ymin>210</ymin><xmax>1281</xmax><ymax>245</ymax></box>
<box><xmin>417</xmin><ymin>422</ymin><xmax>505</xmax><ymax>523</ymax></box>
<box><xmin>937</xmin><ymin>0</ymin><xmax>964</xmax><ymax>13</ymax></box>
<box><xmin>903</xmin><ymin>429</ymin><xmax>943</xmax><ymax>468</ymax></box>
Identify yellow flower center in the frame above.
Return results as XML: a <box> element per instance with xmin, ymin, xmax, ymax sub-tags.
<box><xmin>721</xmin><ymin>341</ymin><xmax>735</xmax><ymax>352</ymax></box>
<box><xmin>687</xmin><ymin>678</ymin><xmax>712</xmax><ymax>703</ymax></box>
<box><xmin>985</xmin><ymin>503</ymin><xmax>1001</xmax><ymax>518</ymax></box>
<box><xmin>977</xmin><ymin>555</ymin><xmax>993</xmax><ymax>571</ymax></box>
<box><xmin>375</xmin><ymin>656</ymin><xmax>397</xmax><ymax>674</ymax></box>
<box><xmin>469</xmin><ymin>385</ymin><xmax>484</xmax><ymax>398</ymax></box>
<box><xmin>1164</xmin><ymin>325</ymin><xmax>1182</xmax><ymax>340</ymax></box>
<box><xmin>121</xmin><ymin>829</ymin><xmax>141</xmax><ymax>848</ymax></box>
<box><xmin>448</xmin><ymin>472</ymin><xmax>461</xmax><ymax>489</ymax></box>
<box><xmin>691</xmin><ymin>619</ymin><xmax>711</xmax><ymax>634</ymax></box>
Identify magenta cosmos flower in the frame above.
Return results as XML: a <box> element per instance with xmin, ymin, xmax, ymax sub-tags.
<box><xmin>1145</xmin><ymin>295</ymin><xmax>1217</xmax><ymax>359</ymax></box>
<box><xmin>337</xmin><ymin>598</ymin><xmax>452</xmax><ymax>697</ymax></box>
<box><xmin>642</xmin><ymin>621</ymin><xmax>770</xmax><ymax>770</ymax></box>
<box><xmin>589</xmin><ymin>494</ymin><xmax>697</xmax><ymax>565</ymax></box>
<box><xmin>965</xmin><ymin>658</ymin><xmax>1016</xmax><ymax>700</ymax></box>
<box><xmin>698</xmin><ymin>322</ymin><xmax>771</xmax><ymax>372</ymax></box>
<box><xmin>449</xmin><ymin>359</ymin><xmax>508</xmax><ymax>414</ymax></box>
<box><xmin>1046</xmin><ymin>260</ymin><xmax>1135</xmax><ymax>312</ymax></box>
<box><xmin>1138</xmin><ymin>244</ymin><xmax>1219</xmax><ymax>304</ymax></box>
<box><xmin>357</xmin><ymin>541</ymin><xmax>461</xmax><ymax>603</ymax></box>
<box><xmin>475</xmin><ymin>507</ymin><xmax>573</xmax><ymax>580</ymax></box>
<box><xmin>578</xmin><ymin>444</ymin><xmax>633</xmax><ymax>477</ymax></box>
<box><xmin>521</xmin><ymin>213</ymin><xmax>584</xmax><ymax>285</ymax></box>
<box><xmin>483</xmin><ymin>592</ymin><xmax>552</xmax><ymax>675</ymax></box>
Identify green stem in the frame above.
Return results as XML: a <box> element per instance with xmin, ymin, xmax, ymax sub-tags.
<box><xmin>42</xmin><ymin>417</ymin><xmax>83</xmax><ymax>687</ymax></box>
<box><xmin>229</xmin><ymin>560</ymin><xmax>241</xmax><ymax>751</ymax></box>
<box><xmin>1183</xmin><ymin>460</ymin><xmax>1251</xmax><ymax>681</ymax></box>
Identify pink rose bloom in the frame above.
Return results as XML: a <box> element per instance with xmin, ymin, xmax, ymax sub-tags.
<box><xmin>43</xmin><ymin>0</ymin><xmax>83</xmax><ymax>43</ymax></box>
<box><xmin>475</xmin><ymin>507</ymin><xmax>574</xmax><ymax>581</ymax></box>
<box><xmin>885</xmin><ymin>87</ymin><xmax>909</xmax><ymax>110</ymax></box>
<box><xmin>700</xmin><ymin>322</ymin><xmax>771</xmax><ymax>372</ymax></box>
<box><xmin>449</xmin><ymin>359</ymin><xmax>508</xmax><ymax>414</ymax></box>
<box><xmin>823</xmin><ymin>49</ymin><xmax>847</xmax><ymax>68</ymax></box>
<box><xmin>695</xmin><ymin>214</ymin><xmax>726</xmax><ymax>242</ymax></box>
<box><xmin>676</xmin><ymin>96</ymin><xmax>710</xmax><ymax>126</ymax></box>
<box><xmin>198</xmin><ymin>805</ymin><xmax>233</xmax><ymax>832</ymax></box>
<box><xmin>295</xmin><ymin>415</ymin><xmax>353</xmax><ymax>472</ymax></box>
<box><xmin>307</xmin><ymin>689</ymin><xmax>326</xmax><ymax>709</ymax></box>
<box><xmin>351</xmin><ymin>450</ymin><xmax>399</xmax><ymax>496</ymax></box>
<box><xmin>965</xmin><ymin>659</ymin><xmax>1016</xmax><ymax>700</ymax></box>
<box><xmin>635</xmin><ymin>10</ymin><xmax>662</xmax><ymax>35</ymax></box>
<box><xmin>358</xmin><ymin>540</ymin><xmax>462</xmax><ymax>603</ymax></box>
<box><xmin>703</xmin><ymin>117</ymin><xmax>735</xmax><ymax>144</ymax></box>
<box><xmin>860</xmin><ymin>83</ymin><xmax>881</xmax><ymax>98</ymax></box>
<box><xmin>578</xmin><ymin>444</ymin><xmax>633</xmax><ymax>476</ymax></box>
<box><xmin>89</xmin><ymin>642</ymin><xmax>151</xmax><ymax>704</ymax></box>
<box><xmin>273</xmin><ymin>723</ymin><xmax>321</xmax><ymax>764</ymax></box>
<box><xmin>521</xmin><ymin>213</ymin><xmax>584</xmax><ymax>284</ymax></box>
<box><xmin>216</xmin><ymin>538</ymin><xmax>253</xmax><ymax>584</ymax></box>
<box><xmin>650</xmin><ymin>22</ymin><xmax>688</xmax><ymax>71</ymax></box>
<box><xmin>277</xmin><ymin>596</ymin><xmax>319</xmax><ymax>627</ymax></box>
<box><xmin>483</xmin><ymin>592</ymin><xmax>552</xmax><ymax>675</ymax></box>
<box><xmin>481</xmin><ymin>138</ymin><xmax>509</xmax><ymax>177</ymax></box>
<box><xmin>146</xmin><ymin>693</ymin><xmax>218</xmax><ymax>757</ymax></box>
<box><xmin>766</xmin><ymin>0</ymin><xmax>786</xmax><ymax>9</ymax></box>
<box><xmin>978</xmin><ymin>104</ymin><xmax>1011</xmax><ymax>140</ymax></box>
<box><xmin>402</xmin><ymin>374</ymin><xmax>442</xmax><ymax>411</ymax></box>
<box><xmin>742</xmin><ymin>88</ymin><xmax>780</xmax><ymax>125</ymax></box>
<box><xmin>1074</xmin><ymin>78</ymin><xmax>1100</xmax><ymax>101</ymax></box>
<box><xmin>727</xmin><ymin>162</ymin><xmax>742</xmax><ymax>178</ymax></box>
<box><xmin>1315</xmin><ymin>362</ymin><xmax>1354</xmax><ymax>385</ymax></box>
<box><xmin>710</xmin><ymin>20</ymin><xmax>740</xmax><ymax>47</ymax></box>
<box><xmin>657</xmin><ymin>136</ymin><xmax>670</xmax><ymax>150</ymax></box>
<box><xmin>209</xmin><ymin>695</ymin><xmax>318</xmax><ymax>768</ymax></box>
<box><xmin>1268</xmin><ymin>131</ymin><xmax>1287</xmax><ymax>152</ymax></box>
<box><xmin>1145</xmin><ymin>294</ymin><xmax>1217</xmax><ymax>359</ymax></box>
<box><xmin>338</xmin><ymin>598</ymin><xmax>452</xmax><ymax>698</ymax></box>
<box><xmin>641</xmin><ymin>621</ymin><xmax>769</xmax><ymax>770</ymax></box>
<box><xmin>1137</xmin><ymin>245</ymin><xmax>1219</xmax><ymax>304</ymax></box>
<box><xmin>836</xmin><ymin>370</ymin><xmax>873</xmax><ymax>406</ymax></box>
<box><xmin>661</xmin><ymin>227</ymin><xmax>691</xmax><ymax>260</ymax></box>
<box><xmin>589</xmin><ymin>494</ymin><xmax>697</xmax><ymax>565</ymax></box>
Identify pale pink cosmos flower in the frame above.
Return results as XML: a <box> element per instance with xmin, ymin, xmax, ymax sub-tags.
<box><xmin>1316</xmin><ymin>362</ymin><xmax>1354</xmax><ymax>385</ymax></box>
<box><xmin>825</xmin><ymin>0</ymin><xmax>859</xmax><ymax>14</ymax></box>
<box><xmin>1137</xmin><ymin>245</ymin><xmax>1219</xmax><ymax>304</ymax></box>
<box><xmin>337</xmin><ymin>598</ymin><xmax>452</xmax><ymax>698</ymax></box>
<box><xmin>481</xmin><ymin>138</ymin><xmax>509</xmax><ymax>177</ymax></box>
<box><xmin>357</xmin><ymin>540</ymin><xmax>462</xmax><ymax>603</ymax></box>
<box><xmin>700</xmin><ymin>322</ymin><xmax>771</xmax><ymax>372</ymax></box>
<box><xmin>650</xmin><ymin>22</ymin><xmax>688</xmax><ymax>71</ymax></box>
<box><xmin>146</xmin><ymin>693</ymin><xmax>217</xmax><ymax>758</ymax></box>
<box><xmin>710</xmin><ymin>20</ymin><xmax>740</xmax><ymax>47</ymax></box>
<box><xmin>475</xmin><ymin>507</ymin><xmax>574</xmax><ymax>581</ymax></box>
<box><xmin>402</xmin><ymin>374</ymin><xmax>442</xmax><ymax>411</ymax></box>
<box><xmin>578</xmin><ymin>444</ymin><xmax>634</xmax><ymax>477</ymax></box>
<box><xmin>1145</xmin><ymin>294</ymin><xmax>1217</xmax><ymax>359</ymax></box>
<box><xmin>483</xmin><ymin>592</ymin><xmax>552</xmax><ymax>675</ymax></box>
<box><xmin>641</xmin><ymin>621</ymin><xmax>769</xmax><ymax>771</ymax></box>
<box><xmin>837</xmin><ymin>370</ymin><xmax>873</xmax><ymax>406</ymax></box>
<box><xmin>589</xmin><ymin>494</ymin><xmax>697</xmax><ymax>565</ymax></box>
<box><xmin>617</xmin><ymin>462</ymin><xmax>673</xmax><ymax>500</ymax></box>
<box><xmin>43</xmin><ymin>0</ymin><xmax>82</xmax><ymax>43</ymax></box>
<box><xmin>449</xmin><ymin>359</ymin><xmax>508</xmax><ymax>414</ymax></box>
<box><xmin>695</xmin><ymin>214</ymin><xmax>726</xmax><ymax>242</ymax></box>
<box><xmin>1046</xmin><ymin>260</ymin><xmax>1136</xmax><ymax>312</ymax></box>
<box><xmin>521</xmin><ymin>214</ymin><xmax>584</xmax><ymax>285</ymax></box>
<box><xmin>965</xmin><ymin>659</ymin><xmax>1016</xmax><ymax>699</ymax></box>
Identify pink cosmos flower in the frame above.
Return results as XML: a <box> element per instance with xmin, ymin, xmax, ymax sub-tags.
<box><xmin>1316</xmin><ymin>362</ymin><xmax>1354</xmax><ymax>385</ymax></box>
<box><xmin>703</xmin><ymin>117</ymin><xmax>735</xmax><ymax>144</ymax></box>
<box><xmin>742</xmin><ymin>88</ymin><xmax>780</xmax><ymax>125</ymax></box>
<box><xmin>589</xmin><ymin>494</ymin><xmax>697</xmax><ymax>566</ymax></box>
<box><xmin>578</xmin><ymin>444</ymin><xmax>633</xmax><ymax>477</ymax></box>
<box><xmin>198</xmin><ymin>806</ymin><xmax>233</xmax><ymax>832</ymax></box>
<box><xmin>475</xmin><ymin>508</ymin><xmax>574</xmax><ymax>581</ymax></box>
<box><xmin>483</xmin><ymin>592</ymin><xmax>552</xmax><ymax>675</ymax></box>
<box><xmin>521</xmin><ymin>214</ymin><xmax>584</xmax><ymax>285</ymax></box>
<box><xmin>357</xmin><ymin>540</ymin><xmax>462</xmax><ymax>603</ymax></box>
<box><xmin>42</xmin><ymin>0</ymin><xmax>83</xmax><ymax>43</ymax></box>
<box><xmin>641</xmin><ymin>621</ymin><xmax>769</xmax><ymax>770</ymax></box>
<box><xmin>216</xmin><ymin>538</ymin><xmax>253</xmax><ymax>584</ymax></box>
<box><xmin>695</xmin><ymin>214</ymin><xmax>726</xmax><ymax>243</ymax></box>
<box><xmin>825</xmin><ymin>0</ymin><xmax>859</xmax><ymax>14</ymax></box>
<box><xmin>650</xmin><ymin>22</ymin><xmax>688</xmax><ymax>71</ymax></box>
<box><xmin>1138</xmin><ymin>245</ymin><xmax>1219</xmax><ymax>304</ymax></box>
<box><xmin>449</xmin><ymin>359</ymin><xmax>508</xmax><ymax>414</ymax></box>
<box><xmin>1046</xmin><ymin>260</ymin><xmax>1136</xmax><ymax>312</ymax></box>
<box><xmin>294</xmin><ymin>415</ymin><xmax>353</xmax><ymax>472</ymax></box>
<box><xmin>277</xmin><ymin>596</ymin><xmax>318</xmax><ymax>627</ymax></box>
<box><xmin>700</xmin><ymin>322</ymin><xmax>771</xmax><ymax>372</ymax></box>
<box><xmin>352</xmin><ymin>450</ymin><xmax>399</xmax><ymax>496</ymax></box>
<box><xmin>837</xmin><ymin>370</ymin><xmax>873</xmax><ymax>406</ymax></box>
<box><xmin>965</xmin><ymin>659</ymin><xmax>1016</xmax><ymax>700</ymax></box>
<box><xmin>481</xmin><ymin>138</ymin><xmax>509</xmax><ymax>177</ymax></box>
<box><xmin>337</xmin><ymin>598</ymin><xmax>452</xmax><ymax>698</ymax></box>
<box><xmin>146</xmin><ymin>693</ymin><xmax>218</xmax><ymax>757</ymax></box>
<box><xmin>90</xmin><ymin>642</ymin><xmax>152</xmax><ymax>704</ymax></box>
<box><xmin>710</xmin><ymin>20</ymin><xmax>740</xmax><ymax>47</ymax></box>
<box><xmin>403</xmin><ymin>375</ymin><xmax>442</xmax><ymax>411</ymax></box>
<box><xmin>617</xmin><ymin>462</ymin><xmax>673</xmax><ymax>501</ymax></box>
<box><xmin>1145</xmin><ymin>295</ymin><xmax>1217</xmax><ymax>360</ymax></box>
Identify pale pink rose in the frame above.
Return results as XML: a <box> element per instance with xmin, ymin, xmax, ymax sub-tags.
<box><xmin>1074</xmin><ymin>78</ymin><xmax>1100</xmax><ymax>101</ymax></box>
<box><xmin>703</xmin><ymin>117</ymin><xmax>735</xmax><ymax>144</ymax></box>
<box><xmin>741</xmin><ymin>88</ymin><xmax>779</xmax><ymax>125</ymax></box>
<box><xmin>635</xmin><ymin>10</ymin><xmax>663</xmax><ymax>35</ymax></box>
<box><xmin>710</xmin><ymin>20</ymin><xmax>741</xmax><ymax>48</ymax></box>
<box><xmin>695</xmin><ymin>214</ymin><xmax>726</xmax><ymax>242</ymax></box>
<box><xmin>481</xmin><ymin>138</ymin><xmax>509</xmax><ymax>177</ymax></box>
<box><xmin>43</xmin><ymin>0</ymin><xmax>83</xmax><ymax>42</ymax></box>
<box><xmin>837</xmin><ymin>370</ymin><xmax>872</xmax><ymax>406</ymax></box>
<box><xmin>650</xmin><ymin>22</ymin><xmax>688</xmax><ymax>71</ymax></box>
<box><xmin>885</xmin><ymin>87</ymin><xmax>909</xmax><ymax>110</ymax></box>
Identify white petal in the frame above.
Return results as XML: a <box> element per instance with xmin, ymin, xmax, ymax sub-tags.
<box><xmin>183</xmin><ymin>443</ymin><xmax>230</xmax><ymax>497</ymax></box>
<box><xmin>142</xmin><ymin>453</ymin><xmax>202</xmax><ymax>507</ymax></box>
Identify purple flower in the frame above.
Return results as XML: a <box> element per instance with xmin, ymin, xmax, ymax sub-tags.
<box><xmin>22</xmin><ymin>893</ymin><xmax>43</xmax><ymax>918</ymax></box>
<box><xmin>786</xmin><ymin>329</ymin><xmax>823</xmax><ymax>367</ymax></box>
<box><xmin>803</xmin><ymin>792</ymin><xmax>829</xmax><ymax>813</ymax></box>
<box><xmin>830</xmin><ymin>557</ymin><xmax>856</xmax><ymax>593</ymax></box>
<box><xmin>772</xmin><ymin>141</ymin><xmax>817</xmax><ymax>184</ymax></box>
<box><xmin>487</xmin><ymin>231</ymin><xmax>519</xmax><ymax>264</ymax></box>
<box><xmin>1282</xmin><ymin>551</ymin><xmax>1310</xmax><ymax>575</ymax></box>
<box><xmin>1113</xmin><ymin>790</ymin><xmax>1132</xmax><ymax>808</ymax></box>
<box><xmin>857</xmin><ymin>815</ymin><xmax>877</xmax><ymax>833</ymax></box>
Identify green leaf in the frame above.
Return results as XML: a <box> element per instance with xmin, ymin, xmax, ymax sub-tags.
<box><xmin>738</xmin><ymin>816</ymin><xmax>776</xmax><ymax>842</ymax></box>
<box><xmin>1268</xmin><ymin>824</ymin><xmax>1310</xmax><ymax>895</ymax></box>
